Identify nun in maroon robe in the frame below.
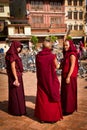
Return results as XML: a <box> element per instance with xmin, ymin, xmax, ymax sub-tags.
<box><xmin>61</xmin><ymin>40</ymin><xmax>78</xmax><ymax>115</ymax></box>
<box><xmin>34</xmin><ymin>39</ymin><xmax>63</xmax><ymax>123</ymax></box>
<box><xmin>5</xmin><ymin>41</ymin><xmax>26</xmax><ymax>116</ymax></box>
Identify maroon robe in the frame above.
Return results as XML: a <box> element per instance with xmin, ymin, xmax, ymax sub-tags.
<box><xmin>5</xmin><ymin>41</ymin><xmax>26</xmax><ymax>115</ymax></box>
<box><xmin>35</xmin><ymin>48</ymin><xmax>63</xmax><ymax>122</ymax></box>
<box><xmin>61</xmin><ymin>40</ymin><xmax>78</xmax><ymax>114</ymax></box>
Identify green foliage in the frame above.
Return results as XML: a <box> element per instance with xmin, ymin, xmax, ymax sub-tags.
<box><xmin>66</xmin><ymin>36</ymin><xmax>72</xmax><ymax>40</ymax></box>
<box><xmin>45</xmin><ymin>35</ymin><xmax>58</xmax><ymax>43</ymax></box>
<box><xmin>31</xmin><ymin>36</ymin><xmax>38</xmax><ymax>50</ymax></box>
<box><xmin>50</xmin><ymin>35</ymin><xmax>58</xmax><ymax>43</ymax></box>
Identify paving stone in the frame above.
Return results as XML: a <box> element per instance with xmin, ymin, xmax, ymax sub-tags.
<box><xmin>0</xmin><ymin>70</ymin><xmax>87</xmax><ymax>130</ymax></box>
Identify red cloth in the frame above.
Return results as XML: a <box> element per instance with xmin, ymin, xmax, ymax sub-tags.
<box><xmin>35</xmin><ymin>48</ymin><xmax>63</xmax><ymax>121</ymax></box>
<box><xmin>5</xmin><ymin>41</ymin><xmax>26</xmax><ymax>115</ymax></box>
<box><xmin>61</xmin><ymin>77</ymin><xmax>77</xmax><ymax>113</ymax></box>
<box><xmin>5</xmin><ymin>41</ymin><xmax>23</xmax><ymax>74</ymax></box>
<box><xmin>61</xmin><ymin>40</ymin><xmax>78</xmax><ymax>114</ymax></box>
<box><xmin>62</xmin><ymin>40</ymin><xmax>78</xmax><ymax>77</ymax></box>
<box><xmin>62</xmin><ymin>51</ymin><xmax>78</xmax><ymax>77</ymax></box>
<box><xmin>35</xmin><ymin>85</ymin><xmax>63</xmax><ymax>122</ymax></box>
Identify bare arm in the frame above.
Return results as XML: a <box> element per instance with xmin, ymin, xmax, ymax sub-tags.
<box><xmin>66</xmin><ymin>55</ymin><xmax>76</xmax><ymax>83</ymax></box>
<box><xmin>11</xmin><ymin>61</ymin><xmax>20</xmax><ymax>86</ymax></box>
<box><xmin>54</xmin><ymin>58</ymin><xmax>60</xmax><ymax>69</ymax></box>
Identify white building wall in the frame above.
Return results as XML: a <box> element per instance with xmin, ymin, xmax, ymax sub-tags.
<box><xmin>65</xmin><ymin>0</ymin><xmax>85</xmax><ymax>29</ymax></box>
<box><xmin>8</xmin><ymin>26</ymin><xmax>31</xmax><ymax>37</ymax></box>
<box><xmin>25</xmin><ymin>27</ymin><xmax>31</xmax><ymax>35</ymax></box>
<box><xmin>0</xmin><ymin>5</ymin><xmax>10</xmax><ymax>17</ymax></box>
<box><xmin>8</xmin><ymin>27</ymin><xmax>14</xmax><ymax>35</ymax></box>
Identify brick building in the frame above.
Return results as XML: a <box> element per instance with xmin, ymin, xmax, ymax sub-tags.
<box><xmin>26</xmin><ymin>0</ymin><xmax>66</xmax><ymax>43</ymax></box>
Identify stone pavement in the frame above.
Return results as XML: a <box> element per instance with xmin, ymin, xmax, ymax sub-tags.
<box><xmin>0</xmin><ymin>70</ymin><xmax>87</xmax><ymax>130</ymax></box>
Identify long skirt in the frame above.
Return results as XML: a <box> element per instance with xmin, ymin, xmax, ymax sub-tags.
<box><xmin>8</xmin><ymin>75</ymin><xmax>26</xmax><ymax>115</ymax></box>
<box><xmin>35</xmin><ymin>85</ymin><xmax>63</xmax><ymax>122</ymax></box>
<box><xmin>61</xmin><ymin>77</ymin><xmax>77</xmax><ymax>114</ymax></box>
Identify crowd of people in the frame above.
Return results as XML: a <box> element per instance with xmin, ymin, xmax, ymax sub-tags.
<box><xmin>75</xmin><ymin>41</ymin><xmax>87</xmax><ymax>60</ymax></box>
<box><xmin>5</xmin><ymin>38</ymin><xmax>79</xmax><ymax>123</ymax></box>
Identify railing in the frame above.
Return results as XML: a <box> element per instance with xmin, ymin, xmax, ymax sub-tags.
<box><xmin>31</xmin><ymin>23</ymin><xmax>66</xmax><ymax>29</ymax></box>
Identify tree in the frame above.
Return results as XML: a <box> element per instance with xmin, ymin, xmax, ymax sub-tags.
<box><xmin>45</xmin><ymin>35</ymin><xmax>58</xmax><ymax>43</ymax></box>
<box><xmin>31</xmin><ymin>36</ymin><xmax>38</xmax><ymax>50</ymax></box>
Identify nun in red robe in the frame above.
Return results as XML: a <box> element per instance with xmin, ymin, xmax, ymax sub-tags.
<box><xmin>5</xmin><ymin>41</ymin><xmax>26</xmax><ymax>116</ymax></box>
<box><xmin>34</xmin><ymin>38</ymin><xmax>63</xmax><ymax>123</ymax></box>
<box><xmin>61</xmin><ymin>40</ymin><xmax>78</xmax><ymax>115</ymax></box>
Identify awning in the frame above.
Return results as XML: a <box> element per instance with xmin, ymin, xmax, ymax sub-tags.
<box><xmin>70</xmin><ymin>30</ymin><xmax>85</xmax><ymax>38</ymax></box>
<box><xmin>32</xmin><ymin>33</ymin><xmax>66</xmax><ymax>37</ymax></box>
<box><xmin>72</xmin><ymin>37</ymin><xmax>83</xmax><ymax>39</ymax></box>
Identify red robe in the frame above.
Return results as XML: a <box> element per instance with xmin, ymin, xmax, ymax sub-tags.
<box><xmin>5</xmin><ymin>41</ymin><xmax>26</xmax><ymax>115</ymax></box>
<box><xmin>35</xmin><ymin>48</ymin><xmax>63</xmax><ymax>122</ymax></box>
<box><xmin>61</xmin><ymin>40</ymin><xmax>78</xmax><ymax>114</ymax></box>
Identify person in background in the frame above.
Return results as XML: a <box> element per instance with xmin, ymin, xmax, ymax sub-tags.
<box><xmin>5</xmin><ymin>41</ymin><xmax>26</xmax><ymax>116</ymax></box>
<box><xmin>61</xmin><ymin>39</ymin><xmax>78</xmax><ymax>115</ymax></box>
<box><xmin>34</xmin><ymin>37</ymin><xmax>63</xmax><ymax>123</ymax></box>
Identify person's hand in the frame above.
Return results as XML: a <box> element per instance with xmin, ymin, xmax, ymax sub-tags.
<box><xmin>13</xmin><ymin>79</ymin><xmax>20</xmax><ymax>87</ymax></box>
<box><xmin>66</xmin><ymin>77</ymin><xmax>70</xmax><ymax>84</ymax></box>
<box><xmin>57</xmin><ymin>62</ymin><xmax>60</xmax><ymax>69</ymax></box>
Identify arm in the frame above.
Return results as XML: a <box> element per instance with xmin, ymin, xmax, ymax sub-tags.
<box><xmin>54</xmin><ymin>58</ymin><xmax>60</xmax><ymax>69</ymax></box>
<box><xmin>11</xmin><ymin>61</ymin><xmax>20</xmax><ymax>87</ymax></box>
<box><xmin>66</xmin><ymin>55</ymin><xmax>76</xmax><ymax>84</ymax></box>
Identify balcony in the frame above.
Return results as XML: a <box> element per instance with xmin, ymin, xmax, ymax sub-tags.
<box><xmin>31</xmin><ymin>23</ymin><xmax>66</xmax><ymax>29</ymax></box>
<box><xmin>31</xmin><ymin>23</ymin><xmax>49</xmax><ymax>29</ymax></box>
<box><xmin>30</xmin><ymin>23</ymin><xmax>66</xmax><ymax>36</ymax></box>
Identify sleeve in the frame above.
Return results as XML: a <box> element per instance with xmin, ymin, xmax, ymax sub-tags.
<box><xmin>9</xmin><ymin>54</ymin><xmax>17</xmax><ymax>63</ymax></box>
<box><xmin>69</xmin><ymin>52</ymin><xmax>76</xmax><ymax>57</ymax></box>
<box><xmin>52</xmin><ymin>54</ymin><xmax>56</xmax><ymax>60</ymax></box>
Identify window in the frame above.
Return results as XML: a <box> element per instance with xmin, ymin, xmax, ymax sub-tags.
<box><xmin>79</xmin><ymin>11</ymin><xmax>83</xmax><ymax>20</ymax></box>
<box><xmin>51</xmin><ymin>17</ymin><xmax>62</xmax><ymax>24</ymax></box>
<box><xmin>20</xmin><ymin>27</ymin><xmax>24</xmax><ymax>33</ymax></box>
<box><xmin>50</xmin><ymin>2</ymin><xmax>54</xmax><ymax>10</ymax></box>
<box><xmin>79</xmin><ymin>25</ymin><xmax>83</xmax><ymax>30</ymax></box>
<box><xmin>50</xmin><ymin>2</ymin><xmax>61</xmax><ymax>11</ymax></box>
<box><xmin>68</xmin><ymin>24</ymin><xmax>72</xmax><ymax>30</ymax></box>
<box><xmin>15</xmin><ymin>27</ymin><xmax>24</xmax><ymax>34</ymax></box>
<box><xmin>32</xmin><ymin>16</ymin><xmax>43</xmax><ymax>23</ymax></box>
<box><xmin>68</xmin><ymin>11</ymin><xmax>72</xmax><ymax>19</ymax></box>
<box><xmin>73</xmin><ymin>0</ymin><xmax>77</xmax><ymax>6</ymax></box>
<box><xmin>74</xmin><ymin>24</ymin><xmax>78</xmax><ymax>30</ymax></box>
<box><xmin>68</xmin><ymin>0</ymin><xmax>72</xmax><ymax>5</ymax></box>
<box><xmin>79</xmin><ymin>0</ymin><xmax>83</xmax><ymax>6</ymax></box>
<box><xmin>31</xmin><ymin>1</ymin><xmax>43</xmax><ymax>10</ymax></box>
<box><xmin>0</xmin><ymin>5</ymin><xmax>4</xmax><ymax>12</ymax></box>
<box><xmin>15</xmin><ymin>27</ymin><xmax>19</xmax><ymax>34</ymax></box>
<box><xmin>74</xmin><ymin>11</ymin><xmax>78</xmax><ymax>20</ymax></box>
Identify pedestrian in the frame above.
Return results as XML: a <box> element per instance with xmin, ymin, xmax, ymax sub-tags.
<box><xmin>34</xmin><ymin>37</ymin><xmax>63</xmax><ymax>123</ymax></box>
<box><xmin>5</xmin><ymin>41</ymin><xmax>26</xmax><ymax>116</ymax></box>
<box><xmin>61</xmin><ymin>39</ymin><xmax>78</xmax><ymax>115</ymax></box>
